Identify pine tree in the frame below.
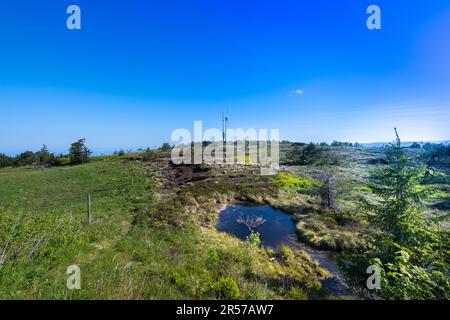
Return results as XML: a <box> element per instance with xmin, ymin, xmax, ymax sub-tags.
<box><xmin>36</xmin><ymin>144</ymin><xmax>52</xmax><ymax>164</ymax></box>
<box><xmin>69</xmin><ymin>139</ymin><xmax>91</xmax><ymax>165</ymax></box>
<box><xmin>368</xmin><ymin>128</ymin><xmax>429</xmax><ymax>247</ymax></box>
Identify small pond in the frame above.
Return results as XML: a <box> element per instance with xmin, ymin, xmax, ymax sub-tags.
<box><xmin>216</xmin><ymin>204</ymin><xmax>350</xmax><ymax>296</ymax></box>
<box><xmin>216</xmin><ymin>204</ymin><xmax>299</xmax><ymax>248</ymax></box>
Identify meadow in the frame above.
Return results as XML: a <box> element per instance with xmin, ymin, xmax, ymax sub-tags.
<box><xmin>0</xmin><ymin>155</ymin><xmax>330</xmax><ymax>299</ymax></box>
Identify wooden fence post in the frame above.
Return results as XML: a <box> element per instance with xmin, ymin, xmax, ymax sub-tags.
<box><xmin>87</xmin><ymin>193</ymin><xmax>91</xmax><ymax>225</ymax></box>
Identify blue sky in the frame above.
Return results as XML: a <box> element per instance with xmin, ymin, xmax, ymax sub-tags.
<box><xmin>1</xmin><ymin>0</ymin><xmax>449</xmax><ymax>155</ymax></box>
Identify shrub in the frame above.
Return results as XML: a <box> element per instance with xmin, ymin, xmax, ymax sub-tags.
<box><xmin>287</xmin><ymin>285</ymin><xmax>308</xmax><ymax>300</ymax></box>
<box><xmin>15</xmin><ymin>151</ymin><xmax>35</xmax><ymax>166</ymax></box>
<box><xmin>0</xmin><ymin>153</ymin><xmax>14</xmax><ymax>168</ymax></box>
<box><xmin>35</xmin><ymin>145</ymin><xmax>60</xmax><ymax>166</ymax></box>
<box><xmin>216</xmin><ymin>276</ymin><xmax>240</xmax><ymax>300</ymax></box>
<box><xmin>160</xmin><ymin>143</ymin><xmax>171</xmax><ymax>152</ymax></box>
<box><xmin>288</xmin><ymin>143</ymin><xmax>322</xmax><ymax>165</ymax></box>
<box><xmin>246</xmin><ymin>231</ymin><xmax>261</xmax><ymax>247</ymax></box>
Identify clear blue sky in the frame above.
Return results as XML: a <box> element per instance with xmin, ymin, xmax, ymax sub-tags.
<box><xmin>1</xmin><ymin>0</ymin><xmax>449</xmax><ymax>155</ymax></box>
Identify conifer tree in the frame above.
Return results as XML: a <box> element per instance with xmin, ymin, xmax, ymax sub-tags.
<box><xmin>340</xmin><ymin>129</ymin><xmax>449</xmax><ymax>299</ymax></box>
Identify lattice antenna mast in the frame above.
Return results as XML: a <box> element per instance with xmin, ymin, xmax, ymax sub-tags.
<box><xmin>224</xmin><ymin>114</ymin><xmax>229</xmax><ymax>143</ymax></box>
<box><xmin>222</xmin><ymin>111</ymin><xmax>230</xmax><ymax>143</ymax></box>
<box><xmin>222</xmin><ymin>112</ymin><xmax>225</xmax><ymax>143</ymax></box>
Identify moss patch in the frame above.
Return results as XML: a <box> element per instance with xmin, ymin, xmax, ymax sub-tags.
<box><xmin>271</xmin><ymin>172</ymin><xmax>318</xmax><ymax>193</ymax></box>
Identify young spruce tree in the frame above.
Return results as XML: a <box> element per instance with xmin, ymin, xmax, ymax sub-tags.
<box><xmin>340</xmin><ymin>129</ymin><xmax>449</xmax><ymax>299</ymax></box>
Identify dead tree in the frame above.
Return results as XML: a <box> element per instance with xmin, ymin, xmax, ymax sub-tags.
<box><xmin>318</xmin><ymin>167</ymin><xmax>340</xmax><ymax>209</ymax></box>
<box><xmin>237</xmin><ymin>215</ymin><xmax>266</xmax><ymax>230</ymax></box>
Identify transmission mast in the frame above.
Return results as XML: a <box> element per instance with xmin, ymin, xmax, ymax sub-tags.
<box><xmin>222</xmin><ymin>112</ymin><xmax>230</xmax><ymax>143</ymax></box>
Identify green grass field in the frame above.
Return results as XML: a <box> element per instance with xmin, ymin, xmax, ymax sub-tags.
<box><xmin>0</xmin><ymin>158</ymin><xmax>328</xmax><ymax>299</ymax></box>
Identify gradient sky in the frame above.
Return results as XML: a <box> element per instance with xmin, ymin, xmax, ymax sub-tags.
<box><xmin>1</xmin><ymin>0</ymin><xmax>449</xmax><ymax>155</ymax></box>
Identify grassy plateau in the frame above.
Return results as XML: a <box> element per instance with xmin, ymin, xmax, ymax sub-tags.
<box><xmin>0</xmin><ymin>154</ymin><xmax>330</xmax><ymax>299</ymax></box>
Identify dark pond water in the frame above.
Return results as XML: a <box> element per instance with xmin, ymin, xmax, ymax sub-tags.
<box><xmin>216</xmin><ymin>204</ymin><xmax>299</xmax><ymax>248</ymax></box>
<box><xmin>216</xmin><ymin>204</ymin><xmax>350</xmax><ymax>296</ymax></box>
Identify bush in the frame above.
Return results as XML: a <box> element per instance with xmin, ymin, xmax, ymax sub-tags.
<box><xmin>287</xmin><ymin>285</ymin><xmax>308</xmax><ymax>300</ymax></box>
<box><xmin>160</xmin><ymin>143</ymin><xmax>171</xmax><ymax>152</ymax></box>
<box><xmin>35</xmin><ymin>145</ymin><xmax>60</xmax><ymax>166</ymax></box>
<box><xmin>15</xmin><ymin>151</ymin><xmax>35</xmax><ymax>166</ymax></box>
<box><xmin>3</xmin><ymin>146</ymin><xmax>61</xmax><ymax>168</ymax></box>
<box><xmin>215</xmin><ymin>276</ymin><xmax>240</xmax><ymax>300</ymax></box>
<box><xmin>0</xmin><ymin>153</ymin><xmax>14</xmax><ymax>168</ymax></box>
<box><xmin>421</xmin><ymin>143</ymin><xmax>450</xmax><ymax>169</ymax></box>
<box><xmin>246</xmin><ymin>231</ymin><xmax>261</xmax><ymax>247</ymax></box>
<box><xmin>288</xmin><ymin>143</ymin><xmax>322</xmax><ymax>165</ymax></box>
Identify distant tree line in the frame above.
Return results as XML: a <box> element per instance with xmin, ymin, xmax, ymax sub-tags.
<box><xmin>0</xmin><ymin>139</ymin><xmax>91</xmax><ymax>168</ymax></box>
<box><xmin>405</xmin><ymin>141</ymin><xmax>450</xmax><ymax>169</ymax></box>
<box><xmin>283</xmin><ymin>140</ymin><xmax>363</xmax><ymax>147</ymax></box>
<box><xmin>420</xmin><ymin>143</ymin><xmax>450</xmax><ymax>169</ymax></box>
<box><xmin>330</xmin><ymin>141</ymin><xmax>363</xmax><ymax>147</ymax></box>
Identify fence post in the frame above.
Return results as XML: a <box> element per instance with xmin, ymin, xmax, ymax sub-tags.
<box><xmin>87</xmin><ymin>193</ymin><xmax>91</xmax><ymax>225</ymax></box>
